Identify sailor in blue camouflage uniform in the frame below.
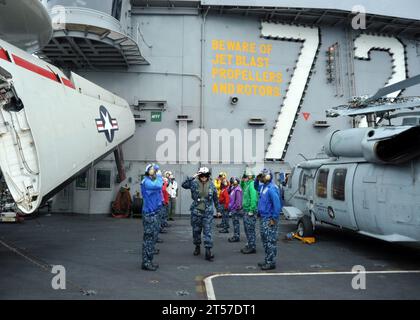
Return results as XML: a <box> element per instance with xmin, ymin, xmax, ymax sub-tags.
<box><xmin>257</xmin><ymin>168</ymin><xmax>282</xmax><ymax>270</ymax></box>
<box><xmin>140</xmin><ymin>163</ymin><xmax>163</xmax><ymax>271</ymax></box>
<box><xmin>240</xmin><ymin>169</ymin><xmax>259</xmax><ymax>254</ymax></box>
<box><xmin>182</xmin><ymin>167</ymin><xmax>221</xmax><ymax>261</ymax></box>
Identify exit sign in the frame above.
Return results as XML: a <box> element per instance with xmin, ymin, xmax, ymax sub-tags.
<box><xmin>151</xmin><ymin>111</ymin><xmax>162</xmax><ymax>122</ymax></box>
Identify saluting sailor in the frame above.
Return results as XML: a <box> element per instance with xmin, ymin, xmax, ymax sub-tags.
<box><xmin>257</xmin><ymin>168</ymin><xmax>282</xmax><ymax>270</ymax></box>
<box><xmin>140</xmin><ymin>163</ymin><xmax>163</xmax><ymax>271</ymax></box>
<box><xmin>240</xmin><ymin>169</ymin><xmax>259</xmax><ymax>254</ymax></box>
<box><xmin>182</xmin><ymin>167</ymin><xmax>221</xmax><ymax>261</ymax></box>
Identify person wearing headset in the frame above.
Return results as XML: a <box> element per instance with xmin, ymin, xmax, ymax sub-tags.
<box><xmin>257</xmin><ymin>168</ymin><xmax>282</xmax><ymax>270</ymax></box>
<box><xmin>140</xmin><ymin>163</ymin><xmax>163</xmax><ymax>271</ymax></box>
<box><xmin>182</xmin><ymin>167</ymin><xmax>222</xmax><ymax>261</ymax></box>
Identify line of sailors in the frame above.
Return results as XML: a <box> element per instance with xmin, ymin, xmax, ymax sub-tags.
<box><xmin>140</xmin><ymin>164</ymin><xmax>282</xmax><ymax>271</ymax></box>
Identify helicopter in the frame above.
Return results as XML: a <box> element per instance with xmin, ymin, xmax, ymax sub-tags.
<box><xmin>283</xmin><ymin>75</ymin><xmax>420</xmax><ymax>242</ymax></box>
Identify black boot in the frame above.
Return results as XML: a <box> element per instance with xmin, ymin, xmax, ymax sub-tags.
<box><xmin>260</xmin><ymin>263</ymin><xmax>276</xmax><ymax>271</ymax></box>
<box><xmin>205</xmin><ymin>248</ymin><xmax>214</xmax><ymax>261</ymax></box>
<box><xmin>193</xmin><ymin>245</ymin><xmax>201</xmax><ymax>256</ymax></box>
<box><xmin>141</xmin><ymin>263</ymin><xmax>157</xmax><ymax>271</ymax></box>
<box><xmin>240</xmin><ymin>246</ymin><xmax>256</xmax><ymax>254</ymax></box>
<box><xmin>228</xmin><ymin>236</ymin><xmax>240</xmax><ymax>243</ymax></box>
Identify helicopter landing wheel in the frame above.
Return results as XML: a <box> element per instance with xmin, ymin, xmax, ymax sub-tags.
<box><xmin>297</xmin><ymin>215</ymin><xmax>314</xmax><ymax>237</ymax></box>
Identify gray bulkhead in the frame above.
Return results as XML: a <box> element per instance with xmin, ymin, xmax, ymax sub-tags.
<box><xmin>37</xmin><ymin>1</ymin><xmax>420</xmax><ymax>215</ymax></box>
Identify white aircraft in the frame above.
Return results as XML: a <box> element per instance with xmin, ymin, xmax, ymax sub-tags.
<box><xmin>0</xmin><ymin>0</ymin><xmax>135</xmax><ymax>214</ymax></box>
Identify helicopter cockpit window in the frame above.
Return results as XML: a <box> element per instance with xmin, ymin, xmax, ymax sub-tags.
<box><xmin>332</xmin><ymin>169</ymin><xmax>347</xmax><ymax>201</ymax></box>
<box><xmin>299</xmin><ymin>171</ymin><xmax>309</xmax><ymax>195</ymax></box>
<box><xmin>316</xmin><ymin>169</ymin><xmax>329</xmax><ymax>198</ymax></box>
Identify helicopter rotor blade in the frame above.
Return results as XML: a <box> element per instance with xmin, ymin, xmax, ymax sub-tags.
<box><xmin>326</xmin><ymin>97</ymin><xmax>420</xmax><ymax>117</ymax></box>
<box><xmin>364</xmin><ymin>74</ymin><xmax>420</xmax><ymax>104</ymax></box>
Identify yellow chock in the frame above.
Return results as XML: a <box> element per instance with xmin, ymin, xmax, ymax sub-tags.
<box><xmin>292</xmin><ymin>233</ymin><xmax>316</xmax><ymax>244</ymax></box>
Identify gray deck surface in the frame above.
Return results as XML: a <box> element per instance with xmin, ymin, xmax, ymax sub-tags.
<box><xmin>1</xmin><ymin>213</ymin><xmax>420</xmax><ymax>300</ymax></box>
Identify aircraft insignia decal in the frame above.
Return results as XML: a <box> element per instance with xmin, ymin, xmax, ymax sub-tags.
<box><xmin>96</xmin><ymin>106</ymin><xmax>119</xmax><ymax>143</ymax></box>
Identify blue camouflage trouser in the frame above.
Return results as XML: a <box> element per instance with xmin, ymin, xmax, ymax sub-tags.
<box><xmin>160</xmin><ymin>204</ymin><xmax>169</xmax><ymax>229</ymax></box>
<box><xmin>221</xmin><ymin>208</ymin><xmax>229</xmax><ymax>231</ymax></box>
<box><xmin>191</xmin><ymin>210</ymin><xmax>213</xmax><ymax>248</ymax></box>
<box><xmin>260</xmin><ymin>217</ymin><xmax>279</xmax><ymax>266</ymax></box>
<box><xmin>155</xmin><ymin>205</ymin><xmax>162</xmax><ymax>233</ymax></box>
<box><xmin>243</xmin><ymin>212</ymin><xmax>257</xmax><ymax>249</ymax></box>
<box><xmin>231</xmin><ymin>210</ymin><xmax>243</xmax><ymax>240</ymax></box>
<box><xmin>142</xmin><ymin>213</ymin><xmax>159</xmax><ymax>266</ymax></box>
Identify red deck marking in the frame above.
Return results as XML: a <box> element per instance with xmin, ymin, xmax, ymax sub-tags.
<box><xmin>0</xmin><ymin>48</ymin><xmax>11</xmax><ymax>62</ymax></box>
<box><xmin>12</xmin><ymin>54</ymin><xmax>59</xmax><ymax>83</ymax></box>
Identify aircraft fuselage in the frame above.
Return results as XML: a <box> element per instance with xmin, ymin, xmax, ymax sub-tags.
<box><xmin>285</xmin><ymin>158</ymin><xmax>420</xmax><ymax>242</ymax></box>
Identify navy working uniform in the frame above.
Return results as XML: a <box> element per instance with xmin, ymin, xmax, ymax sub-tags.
<box><xmin>141</xmin><ymin>164</ymin><xmax>163</xmax><ymax>271</ymax></box>
<box><xmin>240</xmin><ymin>172</ymin><xmax>259</xmax><ymax>254</ymax></box>
<box><xmin>257</xmin><ymin>169</ymin><xmax>282</xmax><ymax>270</ymax></box>
<box><xmin>182</xmin><ymin>167</ymin><xmax>221</xmax><ymax>261</ymax></box>
<box><xmin>228</xmin><ymin>178</ymin><xmax>243</xmax><ymax>243</ymax></box>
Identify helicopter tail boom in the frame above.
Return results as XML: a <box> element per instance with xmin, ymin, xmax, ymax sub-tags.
<box><xmin>324</xmin><ymin>126</ymin><xmax>420</xmax><ymax>164</ymax></box>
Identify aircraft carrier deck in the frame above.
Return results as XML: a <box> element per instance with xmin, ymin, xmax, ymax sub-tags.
<box><xmin>1</xmin><ymin>213</ymin><xmax>420</xmax><ymax>300</ymax></box>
